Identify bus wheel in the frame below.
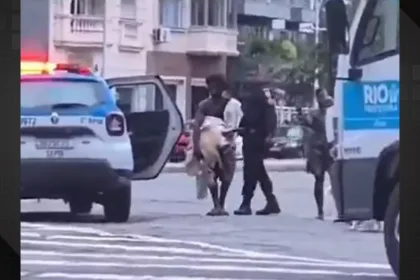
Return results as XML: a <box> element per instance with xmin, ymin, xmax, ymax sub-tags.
<box><xmin>384</xmin><ymin>183</ymin><xmax>399</xmax><ymax>277</ymax></box>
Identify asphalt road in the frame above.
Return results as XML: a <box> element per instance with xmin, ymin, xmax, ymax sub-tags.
<box><xmin>21</xmin><ymin>171</ymin><xmax>396</xmax><ymax>280</ymax></box>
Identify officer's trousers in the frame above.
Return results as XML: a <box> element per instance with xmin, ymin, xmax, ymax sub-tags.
<box><xmin>241</xmin><ymin>141</ymin><xmax>274</xmax><ymax>203</ymax></box>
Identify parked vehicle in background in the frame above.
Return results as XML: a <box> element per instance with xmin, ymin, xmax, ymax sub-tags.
<box><xmin>169</xmin><ymin>120</ymin><xmax>193</xmax><ymax>163</ymax></box>
<box><xmin>169</xmin><ymin>130</ymin><xmax>191</xmax><ymax>162</ymax></box>
<box><xmin>267</xmin><ymin>125</ymin><xmax>305</xmax><ymax>159</ymax></box>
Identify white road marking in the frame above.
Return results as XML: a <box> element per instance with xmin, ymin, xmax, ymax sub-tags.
<box><xmin>21</xmin><ymin>223</ymin><xmax>391</xmax><ymax>268</ymax></box>
<box><xmin>20</xmin><ymin>227</ymin><xmax>389</xmax><ymax>267</ymax></box>
<box><xmin>21</xmin><ymin>271</ymin><xmax>29</xmax><ymax>277</ymax></box>
<box><xmin>36</xmin><ymin>273</ymin><xmax>274</xmax><ymax>280</ymax></box>
<box><xmin>21</xmin><ymin>232</ymin><xmax>42</xmax><ymax>238</ymax></box>
<box><xmin>21</xmin><ymin>223</ymin><xmax>112</xmax><ymax>236</ymax></box>
<box><xmin>21</xmin><ymin>250</ymin><xmax>391</xmax><ymax>270</ymax></box>
<box><xmin>21</xmin><ymin>260</ymin><xmax>394</xmax><ymax>277</ymax></box>
<box><xmin>21</xmin><ymin>239</ymin><xmax>239</xmax><ymax>257</ymax></box>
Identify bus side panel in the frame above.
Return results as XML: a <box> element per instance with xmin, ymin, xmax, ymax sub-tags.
<box><xmin>331</xmin><ymin>158</ymin><xmax>378</xmax><ymax>221</ymax></box>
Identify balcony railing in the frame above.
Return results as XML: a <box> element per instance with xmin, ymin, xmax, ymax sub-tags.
<box><xmin>54</xmin><ymin>14</ymin><xmax>105</xmax><ymax>47</ymax></box>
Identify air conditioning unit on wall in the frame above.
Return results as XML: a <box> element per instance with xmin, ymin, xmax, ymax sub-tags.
<box><xmin>152</xmin><ymin>27</ymin><xmax>171</xmax><ymax>44</ymax></box>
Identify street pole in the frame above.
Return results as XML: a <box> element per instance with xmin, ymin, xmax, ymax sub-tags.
<box><xmin>313</xmin><ymin>0</ymin><xmax>321</xmax><ymax>108</ymax></box>
<box><xmin>101</xmin><ymin>1</ymin><xmax>107</xmax><ymax>77</ymax></box>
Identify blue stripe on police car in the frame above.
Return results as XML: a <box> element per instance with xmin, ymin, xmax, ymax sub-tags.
<box><xmin>21</xmin><ymin>102</ymin><xmax>120</xmax><ymax>117</ymax></box>
<box><xmin>343</xmin><ymin>81</ymin><xmax>399</xmax><ymax>130</ymax></box>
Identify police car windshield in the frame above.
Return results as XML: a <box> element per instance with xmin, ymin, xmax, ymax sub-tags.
<box><xmin>20</xmin><ymin>80</ymin><xmax>106</xmax><ymax>108</ymax></box>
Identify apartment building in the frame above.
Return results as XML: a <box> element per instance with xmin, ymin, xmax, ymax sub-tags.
<box><xmin>45</xmin><ymin>0</ymin><xmax>238</xmax><ymax>120</ymax></box>
<box><xmin>50</xmin><ymin>0</ymin><xmax>145</xmax><ymax>77</ymax></box>
<box><xmin>236</xmin><ymin>0</ymin><xmax>316</xmax><ymax>44</ymax></box>
<box><xmin>150</xmin><ymin>0</ymin><xmax>239</xmax><ymax>119</ymax></box>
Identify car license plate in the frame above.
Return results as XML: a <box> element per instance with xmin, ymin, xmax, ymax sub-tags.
<box><xmin>35</xmin><ymin>139</ymin><xmax>73</xmax><ymax>150</ymax></box>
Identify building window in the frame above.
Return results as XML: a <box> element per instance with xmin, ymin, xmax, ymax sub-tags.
<box><xmin>226</xmin><ymin>0</ymin><xmax>237</xmax><ymax>28</ymax></box>
<box><xmin>70</xmin><ymin>0</ymin><xmax>104</xmax><ymax>16</ymax></box>
<box><xmin>165</xmin><ymin>84</ymin><xmax>177</xmax><ymax>103</ymax></box>
<box><xmin>208</xmin><ymin>0</ymin><xmax>225</xmax><ymax>27</ymax></box>
<box><xmin>238</xmin><ymin>24</ymin><xmax>271</xmax><ymax>41</ymax></box>
<box><xmin>159</xmin><ymin>0</ymin><xmax>184</xmax><ymax>28</ymax></box>
<box><xmin>191</xmin><ymin>0</ymin><xmax>206</xmax><ymax>26</ymax></box>
<box><xmin>191</xmin><ymin>86</ymin><xmax>208</xmax><ymax>117</ymax></box>
<box><xmin>121</xmin><ymin>0</ymin><xmax>136</xmax><ymax>20</ymax></box>
<box><xmin>290</xmin><ymin>0</ymin><xmax>311</xmax><ymax>9</ymax></box>
<box><xmin>191</xmin><ymin>0</ymin><xmax>236</xmax><ymax>28</ymax></box>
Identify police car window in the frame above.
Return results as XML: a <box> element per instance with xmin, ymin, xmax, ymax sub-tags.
<box><xmin>114</xmin><ymin>84</ymin><xmax>164</xmax><ymax>113</ymax></box>
<box><xmin>353</xmin><ymin>0</ymin><xmax>399</xmax><ymax>65</ymax></box>
<box><xmin>21</xmin><ymin>80</ymin><xmax>105</xmax><ymax>108</ymax></box>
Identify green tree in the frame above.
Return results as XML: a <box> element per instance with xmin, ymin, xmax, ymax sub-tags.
<box><xmin>238</xmin><ymin>38</ymin><xmax>329</xmax><ymax>88</ymax></box>
<box><xmin>239</xmin><ymin>38</ymin><xmax>297</xmax><ymax>83</ymax></box>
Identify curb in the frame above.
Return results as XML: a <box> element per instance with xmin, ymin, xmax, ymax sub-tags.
<box><xmin>163</xmin><ymin>159</ymin><xmax>306</xmax><ymax>174</ymax></box>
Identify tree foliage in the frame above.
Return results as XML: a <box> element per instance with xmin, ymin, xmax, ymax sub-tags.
<box><xmin>239</xmin><ymin>38</ymin><xmax>330</xmax><ymax>89</ymax></box>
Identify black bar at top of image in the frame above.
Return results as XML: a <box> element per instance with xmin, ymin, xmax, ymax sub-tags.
<box><xmin>400</xmin><ymin>2</ymin><xmax>420</xmax><ymax>280</ymax></box>
<box><xmin>0</xmin><ymin>0</ymin><xmax>21</xmax><ymax>278</ymax></box>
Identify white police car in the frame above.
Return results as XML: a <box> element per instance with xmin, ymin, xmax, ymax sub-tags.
<box><xmin>20</xmin><ymin>62</ymin><xmax>183</xmax><ymax>222</ymax></box>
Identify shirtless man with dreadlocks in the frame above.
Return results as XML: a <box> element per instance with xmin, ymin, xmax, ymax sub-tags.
<box><xmin>192</xmin><ymin>74</ymin><xmax>237</xmax><ymax>216</ymax></box>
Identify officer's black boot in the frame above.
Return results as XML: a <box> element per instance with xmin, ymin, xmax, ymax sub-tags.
<box><xmin>234</xmin><ymin>197</ymin><xmax>252</xmax><ymax>215</ymax></box>
<box><xmin>256</xmin><ymin>195</ymin><xmax>281</xmax><ymax>215</ymax></box>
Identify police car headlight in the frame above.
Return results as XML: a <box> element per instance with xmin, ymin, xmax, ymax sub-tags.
<box><xmin>106</xmin><ymin>113</ymin><xmax>125</xmax><ymax>136</ymax></box>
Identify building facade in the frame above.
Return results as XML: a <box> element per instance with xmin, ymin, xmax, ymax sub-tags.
<box><xmin>49</xmin><ymin>0</ymin><xmax>239</xmax><ymax>120</ymax></box>
<box><xmin>236</xmin><ymin>0</ymin><xmax>317</xmax><ymax>44</ymax></box>
<box><xmin>148</xmin><ymin>0</ymin><xmax>239</xmax><ymax>119</ymax></box>
<box><xmin>36</xmin><ymin>0</ymin><xmax>326</xmax><ymax>120</ymax></box>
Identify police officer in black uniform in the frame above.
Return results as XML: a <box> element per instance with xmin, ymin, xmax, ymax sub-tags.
<box><xmin>234</xmin><ymin>89</ymin><xmax>281</xmax><ymax>215</ymax></box>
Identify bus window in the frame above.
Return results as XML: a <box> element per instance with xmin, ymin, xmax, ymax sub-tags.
<box><xmin>351</xmin><ymin>0</ymin><xmax>399</xmax><ymax>66</ymax></box>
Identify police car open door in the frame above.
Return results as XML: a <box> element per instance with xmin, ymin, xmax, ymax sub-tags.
<box><xmin>106</xmin><ymin>75</ymin><xmax>183</xmax><ymax>180</ymax></box>
<box><xmin>332</xmin><ymin>0</ymin><xmax>399</xmax><ymax>220</ymax></box>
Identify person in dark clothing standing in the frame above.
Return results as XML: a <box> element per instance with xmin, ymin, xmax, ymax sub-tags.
<box><xmin>192</xmin><ymin>74</ymin><xmax>236</xmax><ymax>216</ymax></box>
<box><xmin>234</xmin><ymin>89</ymin><xmax>281</xmax><ymax>215</ymax></box>
<box><xmin>299</xmin><ymin>88</ymin><xmax>334</xmax><ymax>220</ymax></box>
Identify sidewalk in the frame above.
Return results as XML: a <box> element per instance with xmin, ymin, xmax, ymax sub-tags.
<box><xmin>163</xmin><ymin>158</ymin><xmax>306</xmax><ymax>173</ymax></box>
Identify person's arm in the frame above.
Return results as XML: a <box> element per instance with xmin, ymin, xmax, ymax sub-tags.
<box><xmin>236</xmin><ymin>101</ymin><xmax>244</xmax><ymax>128</ymax></box>
<box><xmin>223</xmin><ymin>100</ymin><xmax>236</xmax><ymax>130</ymax></box>
<box><xmin>192</xmin><ymin>100</ymin><xmax>208</xmax><ymax>152</ymax></box>
<box><xmin>264</xmin><ymin>103</ymin><xmax>277</xmax><ymax>139</ymax></box>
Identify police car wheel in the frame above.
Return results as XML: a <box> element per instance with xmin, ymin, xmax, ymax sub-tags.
<box><xmin>384</xmin><ymin>183</ymin><xmax>399</xmax><ymax>277</ymax></box>
<box><xmin>103</xmin><ymin>183</ymin><xmax>131</xmax><ymax>223</ymax></box>
<box><xmin>69</xmin><ymin>198</ymin><xmax>93</xmax><ymax>214</ymax></box>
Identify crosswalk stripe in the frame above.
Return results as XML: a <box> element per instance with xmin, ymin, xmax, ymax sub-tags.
<box><xmin>21</xmin><ymin>223</ymin><xmax>112</xmax><ymax>236</ymax></box>
<box><xmin>21</xmin><ymin>224</ymin><xmax>361</xmax><ymax>265</ymax></box>
<box><xmin>21</xmin><ymin>239</ymin><xmax>238</xmax><ymax>256</ymax></box>
<box><xmin>20</xmin><ymin>222</ymin><xmax>393</xmax><ymax>279</ymax></box>
<box><xmin>35</xmin><ymin>273</ymin><xmax>272</xmax><ymax>280</ymax></box>
<box><xmin>21</xmin><ymin>250</ymin><xmax>390</xmax><ymax>269</ymax></box>
<box><xmin>20</xmin><ymin>230</ymin><xmax>390</xmax><ymax>267</ymax></box>
<box><xmin>22</xmin><ymin>260</ymin><xmax>394</xmax><ymax>277</ymax></box>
